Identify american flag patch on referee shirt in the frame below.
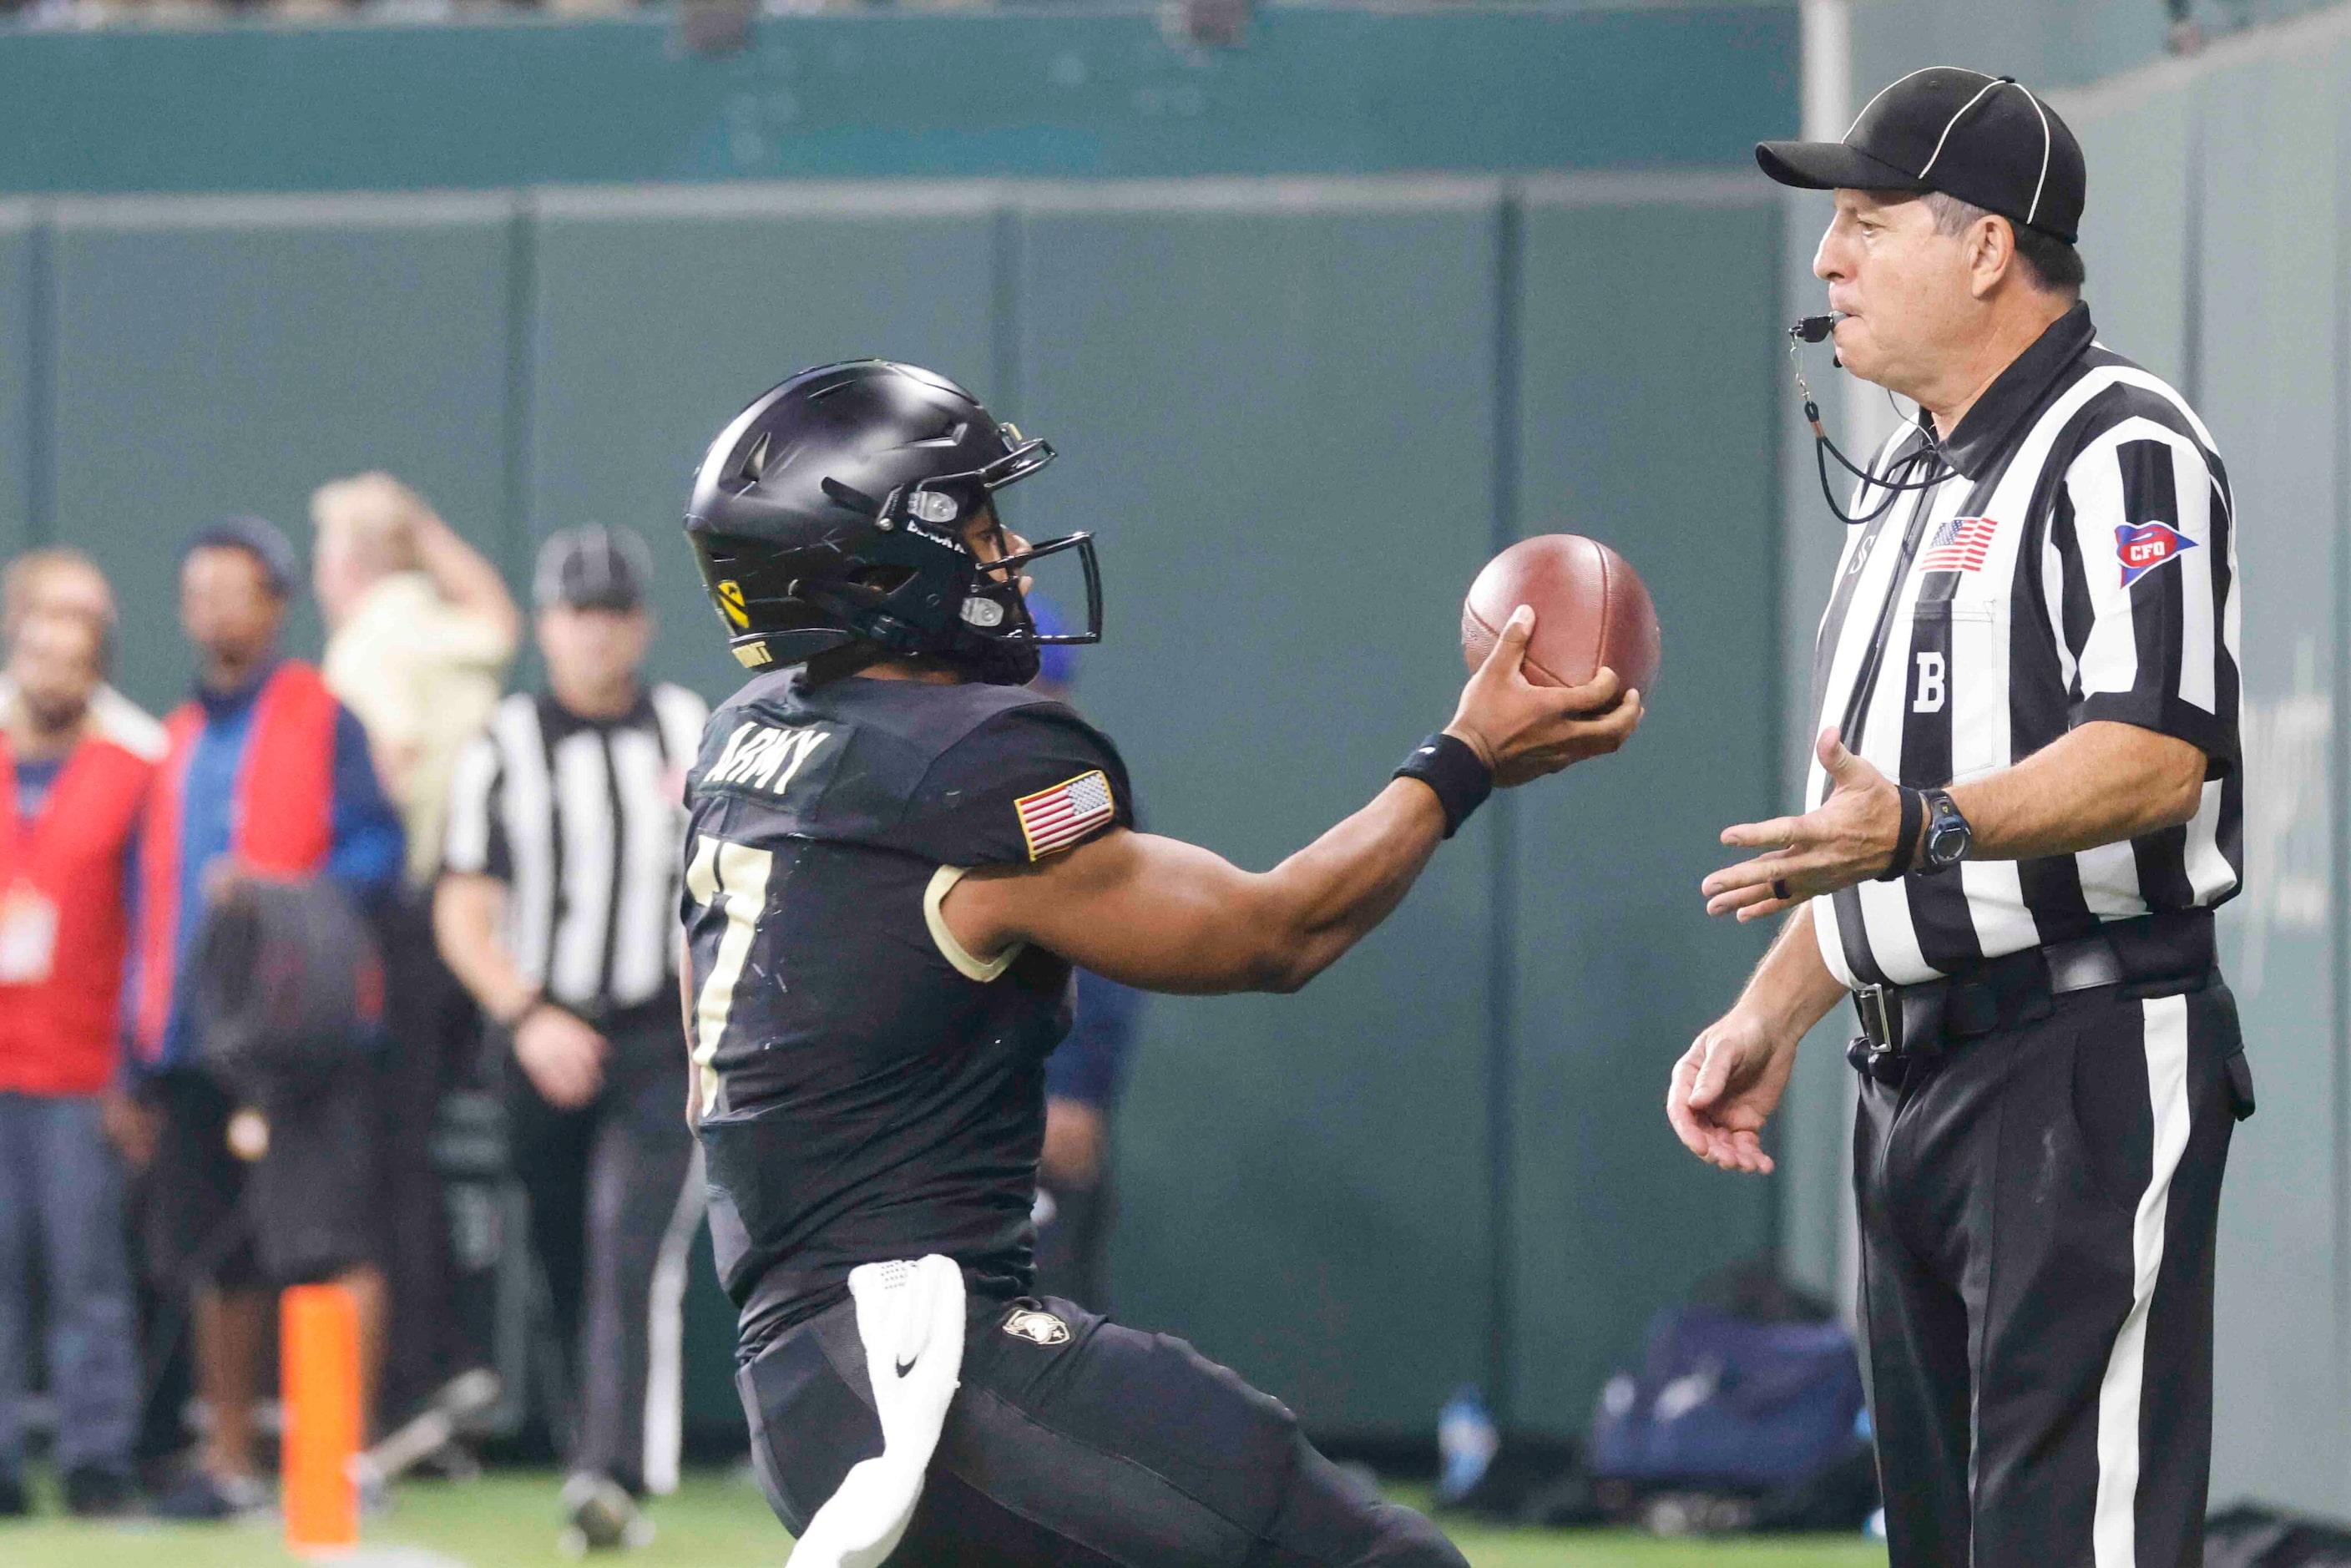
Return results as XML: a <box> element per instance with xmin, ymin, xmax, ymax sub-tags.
<box><xmin>1918</xmin><ymin>516</ymin><xmax>1999</xmax><ymax>573</ymax></box>
<box><xmin>1014</xmin><ymin>771</ymin><xmax>1116</xmax><ymax>860</ymax></box>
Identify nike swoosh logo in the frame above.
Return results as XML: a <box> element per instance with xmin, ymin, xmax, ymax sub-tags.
<box><xmin>894</xmin><ymin>1356</ymin><xmax>919</xmax><ymax>1378</ymax></box>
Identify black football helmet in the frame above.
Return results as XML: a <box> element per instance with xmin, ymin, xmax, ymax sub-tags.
<box><xmin>684</xmin><ymin>360</ymin><xmax>1100</xmax><ymax>685</ymax></box>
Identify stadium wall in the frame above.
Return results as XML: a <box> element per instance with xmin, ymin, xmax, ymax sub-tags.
<box><xmin>0</xmin><ymin>7</ymin><xmax>1800</xmax><ymax>1443</ymax></box>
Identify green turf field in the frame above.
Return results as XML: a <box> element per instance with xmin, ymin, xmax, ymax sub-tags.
<box><xmin>0</xmin><ymin>1469</ymin><xmax>1888</xmax><ymax>1567</ymax></box>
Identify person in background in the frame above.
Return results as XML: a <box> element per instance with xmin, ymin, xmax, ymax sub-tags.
<box><xmin>434</xmin><ymin>527</ymin><xmax>707</xmax><ymax>1554</ymax></box>
<box><xmin>1024</xmin><ymin>609</ymin><xmax>1145</xmax><ymax>1309</ymax></box>
<box><xmin>126</xmin><ymin>517</ymin><xmax>406</xmax><ymax>1520</ymax></box>
<box><xmin>0</xmin><ymin>605</ymin><xmax>160</xmax><ymax>1520</ymax></box>
<box><xmin>311</xmin><ymin>472</ymin><xmax>519</xmax><ymax>888</ymax></box>
<box><xmin>312</xmin><ymin>472</ymin><xmax>520</xmax><ymax>1425</ymax></box>
<box><xmin>0</xmin><ymin>549</ymin><xmax>164</xmax><ymax>753</ymax></box>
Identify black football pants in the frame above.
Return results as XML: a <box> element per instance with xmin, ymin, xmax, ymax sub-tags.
<box><xmin>1855</xmin><ymin>977</ymin><xmax>2249</xmax><ymax>1568</ymax></box>
<box><xmin>740</xmin><ymin>1291</ymin><xmax>1468</xmax><ymax>1567</ymax></box>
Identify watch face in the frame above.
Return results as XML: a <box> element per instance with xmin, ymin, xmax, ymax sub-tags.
<box><xmin>1928</xmin><ymin>822</ymin><xmax>1970</xmax><ymax>865</ymax></box>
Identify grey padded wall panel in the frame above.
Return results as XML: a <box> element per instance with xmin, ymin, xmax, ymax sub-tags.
<box><xmin>526</xmin><ymin>188</ymin><xmax>999</xmax><ymax>698</ymax></box>
<box><xmin>1507</xmin><ymin>190</ymin><xmax>1783</xmax><ymax>1430</ymax></box>
<box><xmin>46</xmin><ymin>195</ymin><xmax>517</xmax><ymax>711</ymax></box>
<box><xmin>2191</xmin><ymin>38</ymin><xmax>2351</xmax><ymax>1511</ymax></box>
<box><xmin>1011</xmin><ymin>185</ymin><xmax>1504</xmax><ymax>1430</ymax></box>
<box><xmin>2070</xmin><ymin>80</ymin><xmax>2193</xmax><ymax>388</ymax></box>
<box><xmin>0</xmin><ymin>207</ymin><xmax>33</xmax><ymax>558</ymax></box>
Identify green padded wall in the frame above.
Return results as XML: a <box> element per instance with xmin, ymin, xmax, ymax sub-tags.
<box><xmin>1009</xmin><ymin>182</ymin><xmax>1507</xmax><ymax>1429</ymax></box>
<box><xmin>527</xmin><ymin>184</ymin><xmax>1000</xmax><ymax>696</ymax></box>
<box><xmin>0</xmin><ymin>205</ymin><xmax>33</xmax><ymax>558</ymax></box>
<box><xmin>44</xmin><ymin>194</ymin><xmax>518</xmax><ymax>711</ymax></box>
<box><xmin>1506</xmin><ymin>184</ymin><xmax>1784</xmax><ymax>1429</ymax></box>
<box><xmin>2186</xmin><ymin>34</ymin><xmax>2351</xmax><ymax>1510</ymax></box>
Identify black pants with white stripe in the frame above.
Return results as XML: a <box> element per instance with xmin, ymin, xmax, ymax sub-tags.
<box><xmin>506</xmin><ymin>1004</ymin><xmax>704</xmax><ymax>1495</ymax></box>
<box><xmin>1855</xmin><ymin>976</ymin><xmax>2249</xmax><ymax>1568</ymax></box>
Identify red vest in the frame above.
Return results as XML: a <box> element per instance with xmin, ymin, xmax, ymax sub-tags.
<box><xmin>0</xmin><ymin>731</ymin><xmax>157</xmax><ymax>1096</ymax></box>
<box><xmin>133</xmin><ymin>661</ymin><xmax>341</xmax><ymax>1061</ymax></box>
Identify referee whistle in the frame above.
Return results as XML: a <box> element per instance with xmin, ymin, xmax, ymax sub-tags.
<box><xmin>1789</xmin><ymin>312</ymin><xmax>1847</xmax><ymax>344</ymax></box>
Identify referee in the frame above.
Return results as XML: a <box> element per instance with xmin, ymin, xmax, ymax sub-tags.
<box><xmin>1666</xmin><ymin>70</ymin><xmax>2252</xmax><ymax>1567</ymax></box>
<box><xmin>434</xmin><ymin>526</ymin><xmax>709</xmax><ymax>1550</ymax></box>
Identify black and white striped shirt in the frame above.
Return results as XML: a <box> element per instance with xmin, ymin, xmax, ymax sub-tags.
<box><xmin>443</xmin><ymin>685</ymin><xmax>710</xmax><ymax>1014</ymax></box>
<box><xmin>1811</xmin><ymin>303</ymin><xmax>2242</xmax><ymax>989</ymax></box>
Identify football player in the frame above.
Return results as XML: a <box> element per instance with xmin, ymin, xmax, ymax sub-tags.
<box><xmin>680</xmin><ymin>361</ymin><xmax>1640</xmax><ymax>1567</ymax></box>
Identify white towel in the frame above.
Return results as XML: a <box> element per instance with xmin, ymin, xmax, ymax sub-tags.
<box><xmin>786</xmin><ymin>1256</ymin><xmax>966</xmax><ymax>1568</ymax></box>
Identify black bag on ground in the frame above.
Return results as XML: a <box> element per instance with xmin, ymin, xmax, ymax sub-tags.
<box><xmin>190</xmin><ymin>875</ymin><xmax>385</xmax><ymax>1098</ymax></box>
<box><xmin>2205</xmin><ymin>1503</ymin><xmax>2351</xmax><ymax>1568</ymax></box>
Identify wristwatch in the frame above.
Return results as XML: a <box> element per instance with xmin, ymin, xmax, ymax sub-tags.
<box><xmin>1918</xmin><ymin>788</ymin><xmax>1973</xmax><ymax>873</ymax></box>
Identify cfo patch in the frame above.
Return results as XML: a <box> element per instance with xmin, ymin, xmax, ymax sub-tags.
<box><xmin>1003</xmin><ymin>1307</ymin><xmax>1071</xmax><ymax>1347</ymax></box>
<box><xmin>1014</xmin><ymin>771</ymin><xmax>1115</xmax><ymax>861</ymax></box>
<box><xmin>2116</xmin><ymin>522</ymin><xmax>2198</xmax><ymax>588</ymax></box>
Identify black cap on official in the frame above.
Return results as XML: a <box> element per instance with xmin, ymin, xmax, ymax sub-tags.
<box><xmin>534</xmin><ymin>524</ymin><xmax>654</xmax><ymax>614</ymax></box>
<box><xmin>1757</xmin><ymin>68</ymin><xmax>2085</xmax><ymax>244</ymax></box>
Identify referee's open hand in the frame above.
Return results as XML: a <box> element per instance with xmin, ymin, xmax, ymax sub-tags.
<box><xmin>1701</xmin><ymin>726</ymin><xmax>1901</xmax><ymax>921</ymax></box>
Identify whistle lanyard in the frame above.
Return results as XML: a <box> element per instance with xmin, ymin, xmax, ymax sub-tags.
<box><xmin>1787</xmin><ymin>331</ymin><xmax>1959</xmax><ymax>527</ymax></box>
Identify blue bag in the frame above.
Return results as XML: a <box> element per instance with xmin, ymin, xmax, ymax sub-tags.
<box><xmin>1588</xmin><ymin>1304</ymin><xmax>1865</xmax><ymax>1490</ymax></box>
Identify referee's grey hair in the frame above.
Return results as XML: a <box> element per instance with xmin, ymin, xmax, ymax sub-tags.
<box><xmin>1924</xmin><ymin>191</ymin><xmax>2086</xmax><ymax>297</ymax></box>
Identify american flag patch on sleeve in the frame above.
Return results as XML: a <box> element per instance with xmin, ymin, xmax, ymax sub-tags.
<box><xmin>1014</xmin><ymin>770</ymin><xmax>1116</xmax><ymax>860</ymax></box>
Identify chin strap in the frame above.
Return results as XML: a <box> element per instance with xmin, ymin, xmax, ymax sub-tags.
<box><xmin>787</xmin><ymin>1257</ymin><xmax>966</xmax><ymax>1568</ymax></box>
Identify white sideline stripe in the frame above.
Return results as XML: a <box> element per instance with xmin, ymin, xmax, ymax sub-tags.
<box><xmin>642</xmin><ymin>1146</ymin><xmax>708</xmax><ymax>1500</ymax></box>
<box><xmin>2092</xmin><ymin>994</ymin><xmax>2192</xmax><ymax>1567</ymax></box>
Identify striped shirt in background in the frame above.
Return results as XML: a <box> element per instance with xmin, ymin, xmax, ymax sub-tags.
<box><xmin>442</xmin><ymin>685</ymin><xmax>708</xmax><ymax>1015</ymax></box>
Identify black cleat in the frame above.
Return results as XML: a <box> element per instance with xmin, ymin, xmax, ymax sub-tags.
<box><xmin>559</xmin><ymin>1471</ymin><xmax>655</xmax><ymax>1555</ymax></box>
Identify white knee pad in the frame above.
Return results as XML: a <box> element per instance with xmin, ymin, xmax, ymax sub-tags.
<box><xmin>787</xmin><ymin>1256</ymin><xmax>965</xmax><ymax>1568</ymax></box>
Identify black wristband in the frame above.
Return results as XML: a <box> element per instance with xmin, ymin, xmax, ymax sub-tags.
<box><xmin>1874</xmin><ymin>787</ymin><xmax>1924</xmax><ymax>881</ymax></box>
<box><xmin>1395</xmin><ymin>732</ymin><xmax>1494</xmax><ymax>839</ymax></box>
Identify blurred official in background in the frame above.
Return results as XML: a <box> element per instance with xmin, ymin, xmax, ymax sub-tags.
<box><xmin>129</xmin><ymin>518</ymin><xmax>407</xmax><ymax>1520</ymax></box>
<box><xmin>1671</xmin><ymin>71</ymin><xmax>2247</xmax><ymax>1568</ymax></box>
<box><xmin>434</xmin><ymin>526</ymin><xmax>705</xmax><ymax>1550</ymax></box>
<box><xmin>0</xmin><ymin>604</ymin><xmax>159</xmax><ymax>1520</ymax></box>
<box><xmin>313</xmin><ymin>472</ymin><xmax>521</xmax><ymax>1425</ymax></box>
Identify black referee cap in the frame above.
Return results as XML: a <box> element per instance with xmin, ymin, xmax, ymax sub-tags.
<box><xmin>1757</xmin><ymin>68</ymin><xmax>2085</xmax><ymax>245</ymax></box>
<box><xmin>534</xmin><ymin>524</ymin><xmax>654</xmax><ymax>614</ymax></box>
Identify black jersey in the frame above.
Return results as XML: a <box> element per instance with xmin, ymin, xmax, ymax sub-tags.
<box><xmin>679</xmin><ymin>670</ymin><xmax>1135</xmax><ymax>1348</ymax></box>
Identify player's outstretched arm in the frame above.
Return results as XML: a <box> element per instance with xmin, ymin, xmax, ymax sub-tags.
<box><xmin>942</xmin><ymin>605</ymin><xmax>1641</xmax><ymax>995</ymax></box>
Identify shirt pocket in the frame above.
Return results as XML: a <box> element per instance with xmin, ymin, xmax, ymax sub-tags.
<box><xmin>1904</xmin><ymin>599</ymin><xmax>2007</xmax><ymax>784</ymax></box>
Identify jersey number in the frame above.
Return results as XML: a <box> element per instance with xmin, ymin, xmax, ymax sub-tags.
<box><xmin>684</xmin><ymin>834</ymin><xmax>774</xmax><ymax>1117</ymax></box>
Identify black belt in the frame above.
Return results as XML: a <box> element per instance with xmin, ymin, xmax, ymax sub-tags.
<box><xmin>1847</xmin><ymin>910</ymin><xmax>2216</xmax><ymax>1084</ymax></box>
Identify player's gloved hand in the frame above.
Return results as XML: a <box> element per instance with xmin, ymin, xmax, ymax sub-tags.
<box><xmin>1667</xmin><ymin>1007</ymin><xmax>1797</xmax><ymax>1176</ymax></box>
<box><xmin>1445</xmin><ymin>604</ymin><xmax>1643</xmax><ymax>787</ymax></box>
<box><xmin>513</xmin><ymin>1004</ymin><xmax>609</xmax><ymax>1110</ymax></box>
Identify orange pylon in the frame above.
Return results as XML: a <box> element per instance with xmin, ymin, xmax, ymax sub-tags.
<box><xmin>282</xmin><ymin>1283</ymin><xmax>361</xmax><ymax>1556</ymax></box>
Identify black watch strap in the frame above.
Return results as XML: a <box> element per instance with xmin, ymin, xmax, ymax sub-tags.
<box><xmin>1395</xmin><ymin>732</ymin><xmax>1494</xmax><ymax>839</ymax></box>
<box><xmin>1875</xmin><ymin>787</ymin><xmax>1924</xmax><ymax>882</ymax></box>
